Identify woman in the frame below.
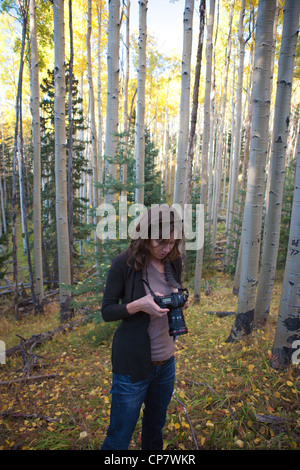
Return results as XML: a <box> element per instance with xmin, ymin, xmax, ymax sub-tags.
<box><xmin>101</xmin><ymin>205</ymin><xmax>188</xmax><ymax>450</ymax></box>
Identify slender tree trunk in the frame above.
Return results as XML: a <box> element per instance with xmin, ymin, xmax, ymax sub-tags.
<box><xmin>185</xmin><ymin>0</ymin><xmax>205</xmax><ymax>206</ymax></box>
<box><xmin>19</xmin><ymin>126</ymin><xmax>37</xmax><ymax>315</ymax></box>
<box><xmin>182</xmin><ymin>0</ymin><xmax>205</xmax><ymax>273</ymax></box>
<box><xmin>135</xmin><ymin>0</ymin><xmax>147</xmax><ymax>205</ymax></box>
<box><xmin>87</xmin><ymin>0</ymin><xmax>99</xmax><ymax>210</ymax></box>
<box><xmin>122</xmin><ymin>0</ymin><xmax>130</xmax><ymax>196</ymax></box>
<box><xmin>0</xmin><ymin>121</ymin><xmax>7</xmax><ymax>221</ymax></box>
<box><xmin>193</xmin><ymin>0</ymin><xmax>215</xmax><ymax>303</ymax></box>
<box><xmin>173</xmin><ymin>0</ymin><xmax>194</xmax><ymax>206</ymax></box>
<box><xmin>0</xmin><ymin>172</ymin><xmax>5</xmax><ymax>235</ymax></box>
<box><xmin>53</xmin><ymin>0</ymin><xmax>72</xmax><ymax>322</ymax></box>
<box><xmin>97</xmin><ymin>3</ymin><xmax>104</xmax><ymax>199</ymax></box>
<box><xmin>29</xmin><ymin>0</ymin><xmax>44</xmax><ymax>311</ymax></box>
<box><xmin>12</xmin><ymin>1</ymin><xmax>31</xmax><ymax>320</ymax></box>
<box><xmin>232</xmin><ymin>36</ymin><xmax>254</xmax><ymax>291</ymax></box>
<box><xmin>226</xmin><ymin>0</ymin><xmax>276</xmax><ymax>342</ymax></box>
<box><xmin>225</xmin><ymin>0</ymin><xmax>246</xmax><ymax>265</ymax></box>
<box><xmin>87</xmin><ymin>0</ymin><xmax>100</xmax><ymax>271</ymax></box>
<box><xmin>254</xmin><ymin>0</ymin><xmax>300</xmax><ymax>327</ymax></box>
<box><xmin>271</xmin><ymin>130</ymin><xmax>300</xmax><ymax>369</ymax></box>
<box><xmin>211</xmin><ymin>0</ymin><xmax>234</xmax><ymax>250</ymax></box>
<box><xmin>104</xmin><ymin>0</ymin><xmax>120</xmax><ymax>205</ymax></box>
<box><xmin>225</xmin><ymin>58</ymin><xmax>236</xmax><ymax>266</ymax></box>
<box><xmin>68</xmin><ymin>0</ymin><xmax>74</xmax><ymax>287</ymax></box>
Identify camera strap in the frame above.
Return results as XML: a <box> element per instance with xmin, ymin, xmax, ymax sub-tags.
<box><xmin>142</xmin><ymin>261</ymin><xmax>181</xmax><ymax>298</ymax></box>
<box><xmin>165</xmin><ymin>261</ymin><xmax>182</xmax><ymax>290</ymax></box>
<box><xmin>142</xmin><ymin>268</ymin><xmax>156</xmax><ymax>298</ymax></box>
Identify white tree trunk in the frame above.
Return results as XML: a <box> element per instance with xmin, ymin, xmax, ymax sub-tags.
<box><xmin>173</xmin><ymin>0</ymin><xmax>194</xmax><ymax>206</ymax></box>
<box><xmin>87</xmin><ymin>0</ymin><xmax>99</xmax><ymax>210</ymax></box>
<box><xmin>226</xmin><ymin>0</ymin><xmax>276</xmax><ymax>342</ymax></box>
<box><xmin>53</xmin><ymin>0</ymin><xmax>71</xmax><ymax>321</ymax></box>
<box><xmin>29</xmin><ymin>0</ymin><xmax>43</xmax><ymax>309</ymax></box>
<box><xmin>211</xmin><ymin>0</ymin><xmax>235</xmax><ymax>249</ymax></box>
<box><xmin>193</xmin><ymin>0</ymin><xmax>215</xmax><ymax>303</ymax></box>
<box><xmin>255</xmin><ymin>0</ymin><xmax>300</xmax><ymax>327</ymax></box>
<box><xmin>225</xmin><ymin>0</ymin><xmax>246</xmax><ymax>264</ymax></box>
<box><xmin>135</xmin><ymin>0</ymin><xmax>147</xmax><ymax>205</ymax></box>
<box><xmin>97</xmin><ymin>3</ymin><xmax>104</xmax><ymax>195</ymax></box>
<box><xmin>271</xmin><ymin>130</ymin><xmax>300</xmax><ymax>369</ymax></box>
<box><xmin>122</xmin><ymin>0</ymin><xmax>130</xmax><ymax>197</ymax></box>
<box><xmin>104</xmin><ymin>0</ymin><xmax>120</xmax><ymax>204</ymax></box>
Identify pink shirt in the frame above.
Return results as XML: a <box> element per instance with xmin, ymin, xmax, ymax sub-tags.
<box><xmin>143</xmin><ymin>262</ymin><xmax>176</xmax><ymax>361</ymax></box>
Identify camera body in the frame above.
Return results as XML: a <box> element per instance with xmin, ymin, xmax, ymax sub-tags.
<box><xmin>154</xmin><ymin>289</ymin><xmax>189</xmax><ymax>336</ymax></box>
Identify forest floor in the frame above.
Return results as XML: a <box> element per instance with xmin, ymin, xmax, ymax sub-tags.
<box><xmin>0</xmin><ymin>271</ymin><xmax>299</xmax><ymax>451</ymax></box>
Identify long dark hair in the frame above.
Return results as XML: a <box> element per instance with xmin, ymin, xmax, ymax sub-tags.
<box><xmin>127</xmin><ymin>205</ymin><xmax>183</xmax><ymax>271</ymax></box>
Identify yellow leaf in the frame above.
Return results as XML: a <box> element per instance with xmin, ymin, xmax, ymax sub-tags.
<box><xmin>235</xmin><ymin>439</ymin><xmax>244</xmax><ymax>448</ymax></box>
<box><xmin>286</xmin><ymin>381</ymin><xmax>293</xmax><ymax>387</ymax></box>
<box><xmin>206</xmin><ymin>420</ymin><xmax>214</xmax><ymax>428</ymax></box>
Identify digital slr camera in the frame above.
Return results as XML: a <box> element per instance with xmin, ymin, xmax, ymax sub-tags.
<box><xmin>154</xmin><ymin>289</ymin><xmax>189</xmax><ymax>337</ymax></box>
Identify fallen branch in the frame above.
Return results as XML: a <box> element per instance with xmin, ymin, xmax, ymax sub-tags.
<box><xmin>0</xmin><ymin>373</ymin><xmax>58</xmax><ymax>386</ymax></box>
<box><xmin>255</xmin><ymin>413</ymin><xmax>297</xmax><ymax>426</ymax></box>
<box><xmin>206</xmin><ymin>311</ymin><xmax>236</xmax><ymax>317</ymax></box>
<box><xmin>6</xmin><ymin>317</ymin><xmax>86</xmax><ymax>358</ymax></box>
<box><xmin>184</xmin><ymin>378</ymin><xmax>220</xmax><ymax>396</ymax></box>
<box><xmin>0</xmin><ymin>409</ymin><xmax>57</xmax><ymax>423</ymax></box>
<box><xmin>172</xmin><ymin>380</ymin><xmax>199</xmax><ymax>450</ymax></box>
<box><xmin>16</xmin><ymin>334</ymin><xmax>45</xmax><ymax>378</ymax></box>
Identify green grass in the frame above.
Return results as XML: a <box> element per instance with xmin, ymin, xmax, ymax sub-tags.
<box><xmin>0</xmin><ymin>272</ymin><xmax>299</xmax><ymax>450</ymax></box>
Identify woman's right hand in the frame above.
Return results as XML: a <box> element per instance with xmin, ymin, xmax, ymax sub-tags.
<box><xmin>126</xmin><ymin>293</ymin><xmax>169</xmax><ymax>317</ymax></box>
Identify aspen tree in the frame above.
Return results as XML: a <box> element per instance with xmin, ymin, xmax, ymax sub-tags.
<box><xmin>271</xmin><ymin>130</ymin><xmax>300</xmax><ymax>369</ymax></box>
<box><xmin>185</xmin><ymin>0</ymin><xmax>205</xmax><ymax>206</ymax></box>
<box><xmin>193</xmin><ymin>0</ymin><xmax>215</xmax><ymax>303</ymax></box>
<box><xmin>135</xmin><ymin>0</ymin><xmax>147</xmax><ymax>205</ymax></box>
<box><xmin>255</xmin><ymin>0</ymin><xmax>300</xmax><ymax>327</ymax></box>
<box><xmin>87</xmin><ymin>0</ymin><xmax>100</xmax><ymax>272</ymax></box>
<box><xmin>87</xmin><ymin>0</ymin><xmax>99</xmax><ymax>210</ymax></box>
<box><xmin>225</xmin><ymin>0</ymin><xmax>246</xmax><ymax>264</ymax></box>
<box><xmin>122</xmin><ymin>0</ymin><xmax>130</xmax><ymax>200</ymax></box>
<box><xmin>12</xmin><ymin>0</ymin><xmax>30</xmax><ymax>320</ymax></box>
<box><xmin>29</xmin><ymin>0</ymin><xmax>43</xmax><ymax>310</ymax></box>
<box><xmin>104</xmin><ymin>0</ymin><xmax>120</xmax><ymax>204</ymax></box>
<box><xmin>182</xmin><ymin>0</ymin><xmax>205</xmax><ymax>274</ymax></box>
<box><xmin>97</xmin><ymin>3</ymin><xmax>104</xmax><ymax>195</ymax></box>
<box><xmin>68</xmin><ymin>0</ymin><xmax>74</xmax><ymax>285</ymax></box>
<box><xmin>227</xmin><ymin>0</ymin><xmax>276</xmax><ymax>342</ymax></box>
<box><xmin>53</xmin><ymin>0</ymin><xmax>71</xmax><ymax>322</ymax></box>
<box><xmin>173</xmin><ymin>0</ymin><xmax>194</xmax><ymax>206</ymax></box>
<box><xmin>211</xmin><ymin>0</ymin><xmax>235</xmax><ymax>250</ymax></box>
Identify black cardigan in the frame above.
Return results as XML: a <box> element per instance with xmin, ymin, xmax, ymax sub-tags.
<box><xmin>101</xmin><ymin>249</ymin><xmax>182</xmax><ymax>382</ymax></box>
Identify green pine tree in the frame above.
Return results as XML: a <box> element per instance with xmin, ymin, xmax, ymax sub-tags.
<box><xmin>40</xmin><ymin>67</ymin><xmax>91</xmax><ymax>287</ymax></box>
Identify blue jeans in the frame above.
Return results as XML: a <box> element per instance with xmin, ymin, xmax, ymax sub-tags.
<box><xmin>101</xmin><ymin>356</ymin><xmax>175</xmax><ymax>450</ymax></box>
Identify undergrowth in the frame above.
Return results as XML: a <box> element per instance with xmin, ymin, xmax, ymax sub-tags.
<box><xmin>0</xmin><ymin>273</ymin><xmax>299</xmax><ymax>450</ymax></box>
